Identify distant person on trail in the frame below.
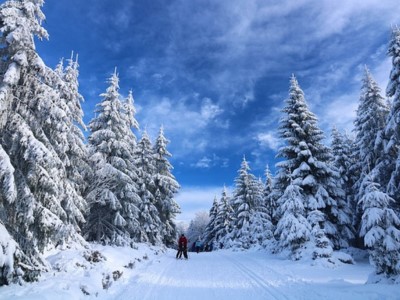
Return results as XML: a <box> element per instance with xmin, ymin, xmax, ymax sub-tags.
<box><xmin>195</xmin><ymin>239</ymin><xmax>202</xmax><ymax>253</ymax></box>
<box><xmin>176</xmin><ymin>234</ymin><xmax>188</xmax><ymax>259</ymax></box>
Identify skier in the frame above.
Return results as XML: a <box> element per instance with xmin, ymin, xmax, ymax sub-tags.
<box><xmin>176</xmin><ymin>234</ymin><xmax>188</xmax><ymax>259</ymax></box>
<box><xmin>195</xmin><ymin>239</ymin><xmax>202</xmax><ymax>253</ymax></box>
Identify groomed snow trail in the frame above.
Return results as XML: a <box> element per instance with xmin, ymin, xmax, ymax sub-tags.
<box><xmin>0</xmin><ymin>246</ymin><xmax>398</xmax><ymax>300</ymax></box>
<box><xmin>103</xmin><ymin>249</ymin><xmax>399</xmax><ymax>300</ymax></box>
<box><xmin>105</xmin><ymin>250</ymin><xmax>317</xmax><ymax>300</ymax></box>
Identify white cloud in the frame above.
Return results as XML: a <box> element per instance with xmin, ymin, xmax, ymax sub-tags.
<box><xmin>134</xmin><ymin>95</ymin><xmax>227</xmax><ymax>158</ymax></box>
<box><xmin>192</xmin><ymin>156</ymin><xmax>212</xmax><ymax>169</ymax></box>
<box><xmin>114</xmin><ymin>7</ymin><xmax>131</xmax><ymax>29</ymax></box>
<box><xmin>256</xmin><ymin>132</ymin><xmax>281</xmax><ymax>151</ymax></box>
<box><xmin>93</xmin><ymin>0</ymin><xmax>398</xmax><ymax>164</ymax></box>
<box><xmin>190</xmin><ymin>154</ymin><xmax>229</xmax><ymax>169</ymax></box>
<box><xmin>371</xmin><ymin>58</ymin><xmax>391</xmax><ymax>94</ymax></box>
<box><xmin>201</xmin><ymin>98</ymin><xmax>223</xmax><ymax>120</ymax></box>
<box><xmin>320</xmin><ymin>94</ymin><xmax>358</xmax><ymax>133</ymax></box>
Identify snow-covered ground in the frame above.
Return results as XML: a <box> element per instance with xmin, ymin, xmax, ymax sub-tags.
<box><xmin>0</xmin><ymin>245</ymin><xmax>398</xmax><ymax>300</ymax></box>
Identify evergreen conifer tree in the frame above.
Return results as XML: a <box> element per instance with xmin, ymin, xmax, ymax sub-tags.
<box><xmin>215</xmin><ymin>186</ymin><xmax>234</xmax><ymax>247</ymax></box>
<box><xmin>252</xmin><ymin>178</ymin><xmax>274</xmax><ymax>247</ymax></box>
<box><xmin>203</xmin><ymin>196</ymin><xmax>219</xmax><ymax>247</ymax></box>
<box><xmin>354</xmin><ymin>67</ymin><xmax>389</xmax><ymax>180</ymax></box>
<box><xmin>359</xmin><ymin>175</ymin><xmax>400</xmax><ymax>278</ymax></box>
<box><xmin>134</xmin><ymin>131</ymin><xmax>162</xmax><ymax>245</ymax></box>
<box><xmin>52</xmin><ymin>53</ymin><xmax>90</xmax><ymax>232</ymax></box>
<box><xmin>330</xmin><ymin>128</ymin><xmax>355</xmax><ymax>247</ymax></box>
<box><xmin>264</xmin><ymin>165</ymin><xmax>276</xmax><ymax>224</ymax></box>
<box><xmin>374</xmin><ymin>27</ymin><xmax>400</xmax><ymax>212</ymax></box>
<box><xmin>275</xmin><ymin>182</ymin><xmax>311</xmax><ymax>260</ymax></box>
<box><xmin>229</xmin><ymin>158</ymin><xmax>269</xmax><ymax>249</ymax></box>
<box><xmin>274</xmin><ymin>75</ymin><xmax>348</xmax><ymax>250</ymax></box>
<box><xmin>153</xmin><ymin>126</ymin><xmax>180</xmax><ymax>247</ymax></box>
<box><xmin>353</xmin><ymin>67</ymin><xmax>390</xmax><ymax>236</ymax></box>
<box><xmin>0</xmin><ymin>0</ymin><xmax>86</xmax><ymax>282</ymax></box>
<box><xmin>121</xmin><ymin>90</ymin><xmax>139</xmax><ymax>151</ymax></box>
<box><xmin>85</xmin><ymin>71</ymin><xmax>140</xmax><ymax>245</ymax></box>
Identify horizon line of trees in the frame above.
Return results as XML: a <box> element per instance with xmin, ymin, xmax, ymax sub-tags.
<box><xmin>202</xmin><ymin>29</ymin><xmax>400</xmax><ymax>282</ymax></box>
<box><xmin>0</xmin><ymin>0</ymin><xmax>180</xmax><ymax>285</ymax></box>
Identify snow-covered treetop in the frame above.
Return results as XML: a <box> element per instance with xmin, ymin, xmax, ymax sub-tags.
<box><xmin>124</xmin><ymin>90</ymin><xmax>139</xmax><ymax>130</ymax></box>
<box><xmin>0</xmin><ymin>0</ymin><xmax>48</xmax><ymax>51</ymax></box>
<box><xmin>386</xmin><ymin>26</ymin><xmax>400</xmax><ymax>100</ymax></box>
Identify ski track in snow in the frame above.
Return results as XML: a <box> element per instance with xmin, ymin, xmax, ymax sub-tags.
<box><xmin>107</xmin><ymin>250</ymin><xmax>311</xmax><ymax>300</ymax></box>
<box><xmin>1</xmin><ymin>247</ymin><xmax>399</xmax><ymax>300</ymax></box>
<box><xmin>104</xmin><ymin>250</ymin><xmax>399</xmax><ymax>300</ymax></box>
<box><xmin>221</xmin><ymin>252</ymin><xmax>289</xmax><ymax>299</ymax></box>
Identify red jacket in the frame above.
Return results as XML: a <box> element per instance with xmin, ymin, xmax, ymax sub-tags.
<box><xmin>178</xmin><ymin>236</ymin><xmax>187</xmax><ymax>248</ymax></box>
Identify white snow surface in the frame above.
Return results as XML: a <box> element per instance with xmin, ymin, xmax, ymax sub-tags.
<box><xmin>0</xmin><ymin>244</ymin><xmax>398</xmax><ymax>300</ymax></box>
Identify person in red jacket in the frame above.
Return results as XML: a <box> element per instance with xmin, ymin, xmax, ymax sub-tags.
<box><xmin>176</xmin><ymin>234</ymin><xmax>188</xmax><ymax>259</ymax></box>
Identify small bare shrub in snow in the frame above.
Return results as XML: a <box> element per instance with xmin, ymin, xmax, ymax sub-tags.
<box><xmin>84</xmin><ymin>250</ymin><xmax>106</xmax><ymax>263</ymax></box>
<box><xmin>102</xmin><ymin>273</ymin><xmax>112</xmax><ymax>290</ymax></box>
<box><xmin>112</xmin><ymin>270</ymin><xmax>123</xmax><ymax>281</ymax></box>
<box><xmin>75</xmin><ymin>262</ymin><xmax>87</xmax><ymax>269</ymax></box>
<box><xmin>124</xmin><ymin>261</ymin><xmax>135</xmax><ymax>269</ymax></box>
<box><xmin>80</xmin><ymin>285</ymin><xmax>90</xmax><ymax>295</ymax></box>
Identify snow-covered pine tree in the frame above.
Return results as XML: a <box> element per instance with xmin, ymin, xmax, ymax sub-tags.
<box><xmin>374</xmin><ymin>26</ymin><xmax>400</xmax><ymax>213</ymax></box>
<box><xmin>85</xmin><ymin>71</ymin><xmax>140</xmax><ymax>246</ymax></box>
<box><xmin>122</xmin><ymin>90</ymin><xmax>139</xmax><ymax>150</ymax></box>
<box><xmin>134</xmin><ymin>131</ymin><xmax>162</xmax><ymax>245</ymax></box>
<box><xmin>203</xmin><ymin>196</ymin><xmax>219</xmax><ymax>247</ymax></box>
<box><xmin>0</xmin><ymin>0</ymin><xmax>86</xmax><ymax>282</ymax></box>
<box><xmin>229</xmin><ymin>158</ymin><xmax>266</xmax><ymax>249</ymax></box>
<box><xmin>214</xmin><ymin>186</ymin><xmax>234</xmax><ymax>248</ymax></box>
<box><xmin>264</xmin><ymin>164</ymin><xmax>277</xmax><ymax>224</ymax></box>
<box><xmin>308</xmin><ymin>210</ymin><xmax>333</xmax><ymax>260</ymax></box>
<box><xmin>229</xmin><ymin>158</ymin><xmax>254</xmax><ymax>249</ymax></box>
<box><xmin>153</xmin><ymin>126</ymin><xmax>180</xmax><ymax>247</ymax></box>
<box><xmin>48</xmin><ymin>53</ymin><xmax>90</xmax><ymax>234</ymax></box>
<box><xmin>359</xmin><ymin>175</ymin><xmax>400</xmax><ymax>279</ymax></box>
<box><xmin>353</xmin><ymin>67</ymin><xmax>390</xmax><ymax>236</ymax></box>
<box><xmin>354</xmin><ymin>67</ymin><xmax>389</xmax><ymax>180</ymax></box>
<box><xmin>274</xmin><ymin>75</ymin><xmax>348</xmax><ymax>250</ymax></box>
<box><xmin>0</xmin><ymin>147</ymin><xmax>40</xmax><ymax>285</ymax></box>
<box><xmin>186</xmin><ymin>211</ymin><xmax>209</xmax><ymax>245</ymax></box>
<box><xmin>60</xmin><ymin>54</ymin><xmax>91</xmax><ymax>198</ymax></box>
<box><xmin>274</xmin><ymin>182</ymin><xmax>311</xmax><ymax>260</ymax></box>
<box><xmin>330</xmin><ymin>128</ymin><xmax>355</xmax><ymax>247</ymax></box>
<box><xmin>252</xmin><ymin>177</ymin><xmax>274</xmax><ymax>247</ymax></box>
<box><xmin>118</xmin><ymin>89</ymin><xmax>142</xmax><ymax>240</ymax></box>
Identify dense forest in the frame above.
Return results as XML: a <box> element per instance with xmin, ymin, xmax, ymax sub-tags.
<box><xmin>0</xmin><ymin>0</ymin><xmax>399</xmax><ymax>286</ymax></box>
<box><xmin>0</xmin><ymin>0</ymin><xmax>180</xmax><ymax>285</ymax></box>
<box><xmin>201</xmin><ymin>49</ymin><xmax>400</xmax><ymax>282</ymax></box>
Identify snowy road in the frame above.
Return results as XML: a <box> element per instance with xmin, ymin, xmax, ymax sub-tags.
<box><xmin>110</xmin><ymin>251</ymin><xmax>292</xmax><ymax>300</ymax></box>
<box><xmin>1</xmin><ymin>246</ymin><xmax>398</xmax><ymax>300</ymax></box>
<box><xmin>103</xmin><ymin>249</ymin><xmax>398</xmax><ymax>300</ymax></box>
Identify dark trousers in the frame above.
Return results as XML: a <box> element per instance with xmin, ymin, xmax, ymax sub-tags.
<box><xmin>176</xmin><ymin>247</ymin><xmax>188</xmax><ymax>259</ymax></box>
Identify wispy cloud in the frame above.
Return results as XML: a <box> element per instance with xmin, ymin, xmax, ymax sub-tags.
<box><xmin>191</xmin><ymin>154</ymin><xmax>229</xmax><ymax>169</ymax></box>
<box><xmin>134</xmin><ymin>94</ymin><xmax>228</xmax><ymax>159</ymax></box>
<box><xmin>256</xmin><ymin>132</ymin><xmax>281</xmax><ymax>152</ymax></box>
<box><xmin>43</xmin><ymin>0</ymin><xmax>399</xmax><ymax>178</ymax></box>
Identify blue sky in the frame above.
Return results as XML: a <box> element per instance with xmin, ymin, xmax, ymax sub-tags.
<box><xmin>33</xmin><ymin>0</ymin><xmax>399</xmax><ymax>223</ymax></box>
